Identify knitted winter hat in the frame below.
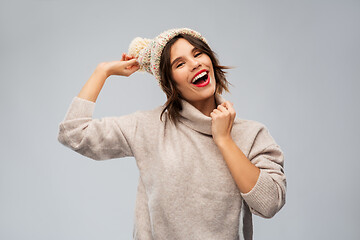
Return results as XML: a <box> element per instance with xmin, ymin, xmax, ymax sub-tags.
<box><xmin>128</xmin><ymin>28</ymin><xmax>208</xmax><ymax>86</ymax></box>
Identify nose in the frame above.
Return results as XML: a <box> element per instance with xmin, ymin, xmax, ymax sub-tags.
<box><xmin>189</xmin><ymin>57</ymin><xmax>201</xmax><ymax>71</ymax></box>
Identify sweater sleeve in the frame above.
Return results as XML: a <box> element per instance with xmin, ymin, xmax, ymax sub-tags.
<box><xmin>240</xmin><ymin>124</ymin><xmax>287</xmax><ymax>219</ymax></box>
<box><xmin>57</xmin><ymin>96</ymin><xmax>139</xmax><ymax>160</ymax></box>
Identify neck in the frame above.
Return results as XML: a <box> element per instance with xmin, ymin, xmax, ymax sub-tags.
<box><xmin>188</xmin><ymin>95</ymin><xmax>217</xmax><ymax>117</ymax></box>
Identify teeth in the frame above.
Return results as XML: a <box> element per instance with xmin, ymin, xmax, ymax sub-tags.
<box><xmin>192</xmin><ymin>71</ymin><xmax>207</xmax><ymax>83</ymax></box>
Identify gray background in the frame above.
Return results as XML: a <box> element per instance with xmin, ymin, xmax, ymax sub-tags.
<box><xmin>1</xmin><ymin>0</ymin><xmax>359</xmax><ymax>239</ymax></box>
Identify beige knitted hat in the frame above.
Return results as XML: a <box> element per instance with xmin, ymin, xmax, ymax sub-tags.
<box><xmin>128</xmin><ymin>28</ymin><xmax>208</xmax><ymax>85</ymax></box>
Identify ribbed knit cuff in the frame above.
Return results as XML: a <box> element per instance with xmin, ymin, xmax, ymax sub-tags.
<box><xmin>240</xmin><ymin>169</ymin><xmax>278</xmax><ymax>214</ymax></box>
<box><xmin>63</xmin><ymin>96</ymin><xmax>96</xmax><ymax>121</ymax></box>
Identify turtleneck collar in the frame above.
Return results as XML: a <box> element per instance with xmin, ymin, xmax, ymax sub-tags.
<box><xmin>178</xmin><ymin>93</ymin><xmax>226</xmax><ymax>136</ymax></box>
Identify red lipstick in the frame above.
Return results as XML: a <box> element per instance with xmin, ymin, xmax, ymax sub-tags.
<box><xmin>193</xmin><ymin>72</ymin><xmax>210</xmax><ymax>87</ymax></box>
<box><xmin>191</xmin><ymin>69</ymin><xmax>208</xmax><ymax>82</ymax></box>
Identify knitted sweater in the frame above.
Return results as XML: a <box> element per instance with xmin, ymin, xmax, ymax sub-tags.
<box><xmin>57</xmin><ymin>93</ymin><xmax>286</xmax><ymax>240</ymax></box>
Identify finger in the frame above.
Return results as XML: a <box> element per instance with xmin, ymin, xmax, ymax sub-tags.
<box><xmin>220</xmin><ymin>102</ymin><xmax>229</xmax><ymax>111</ymax></box>
<box><xmin>222</xmin><ymin>101</ymin><xmax>236</xmax><ymax>118</ymax></box>
<box><xmin>217</xmin><ymin>105</ymin><xmax>228</xmax><ymax>113</ymax></box>
<box><xmin>223</xmin><ymin>101</ymin><xmax>235</xmax><ymax>112</ymax></box>
<box><xmin>212</xmin><ymin>109</ymin><xmax>221</xmax><ymax>115</ymax></box>
<box><xmin>224</xmin><ymin>101</ymin><xmax>232</xmax><ymax>107</ymax></box>
<box><xmin>222</xmin><ymin>101</ymin><xmax>233</xmax><ymax>108</ymax></box>
<box><xmin>121</xmin><ymin>53</ymin><xmax>126</xmax><ymax>61</ymax></box>
<box><xmin>223</xmin><ymin>101</ymin><xmax>234</xmax><ymax>106</ymax></box>
<box><xmin>127</xmin><ymin>65</ymin><xmax>140</xmax><ymax>74</ymax></box>
<box><xmin>125</xmin><ymin>58</ymin><xmax>139</xmax><ymax>67</ymax></box>
<box><xmin>125</xmin><ymin>54</ymin><xmax>135</xmax><ymax>61</ymax></box>
<box><xmin>126</xmin><ymin>59</ymin><xmax>140</xmax><ymax>67</ymax></box>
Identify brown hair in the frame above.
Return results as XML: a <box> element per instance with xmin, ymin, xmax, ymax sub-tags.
<box><xmin>159</xmin><ymin>34</ymin><xmax>232</xmax><ymax>125</ymax></box>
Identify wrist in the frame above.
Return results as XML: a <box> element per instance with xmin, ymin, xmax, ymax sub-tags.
<box><xmin>214</xmin><ymin>135</ymin><xmax>234</xmax><ymax>149</ymax></box>
<box><xmin>96</xmin><ymin>62</ymin><xmax>111</xmax><ymax>78</ymax></box>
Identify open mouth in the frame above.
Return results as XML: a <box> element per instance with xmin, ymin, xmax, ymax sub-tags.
<box><xmin>191</xmin><ymin>71</ymin><xmax>210</xmax><ymax>87</ymax></box>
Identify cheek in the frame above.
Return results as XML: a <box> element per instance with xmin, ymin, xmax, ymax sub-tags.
<box><xmin>171</xmin><ymin>72</ymin><xmax>180</xmax><ymax>85</ymax></box>
<box><xmin>172</xmin><ymin>70</ymin><xmax>187</xmax><ymax>85</ymax></box>
<box><xmin>202</xmin><ymin>55</ymin><xmax>212</xmax><ymax>65</ymax></box>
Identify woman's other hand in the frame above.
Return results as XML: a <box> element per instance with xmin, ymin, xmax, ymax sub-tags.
<box><xmin>210</xmin><ymin>101</ymin><xmax>236</xmax><ymax>146</ymax></box>
<box><xmin>77</xmin><ymin>53</ymin><xmax>140</xmax><ymax>102</ymax></box>
<box><xmin>98</xmin><ymin>53</ymin><xmax>140</xmax><ymax>78</ymax></box>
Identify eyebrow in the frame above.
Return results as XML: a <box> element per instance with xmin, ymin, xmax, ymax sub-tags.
<box><xmin>170</xmin><ymin>47</ymin><xmax>199</xmax><ymax>68</ymax></box>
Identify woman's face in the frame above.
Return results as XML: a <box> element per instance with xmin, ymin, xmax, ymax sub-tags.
<box><xmin>170</xmin><ymin>38</ymin><xmax>216</xmax><ymax>104</ymax></box>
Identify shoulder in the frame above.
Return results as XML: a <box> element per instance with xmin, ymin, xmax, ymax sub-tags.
<box><xmin>134</xmin><ymin>105</ymin><xmax>164</xmax><ymax>119</ymax></box>
<box><xmin>232</xmin><ymin>117</ymin><xmax>268</xmax><ymax>135</ymax></box>
<box><xmin>129</xmin><ymin>105</ymin><xmax>165</xmax><ymax>126</ymax></box>
<box><xmin>230</xmin><ymin>117</ymin><xmax>275</xmax><ymax>153</ymax></box>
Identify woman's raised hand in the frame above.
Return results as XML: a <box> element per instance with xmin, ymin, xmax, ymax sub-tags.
<box><xmin>99</xmin><ymin>53</ymin><xmax>140</xmax><ymax>77</ymax></box>
<box><xmin>77</xmin><ymin>53</ymin><xmax>140</xmax><ymax>103</ymax></box>
<box><xmin>210</xmin><ymin>101</ymin><xmax>236</xmax><ymax>146</ymax></box>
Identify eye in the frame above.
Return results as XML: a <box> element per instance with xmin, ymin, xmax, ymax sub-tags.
<box><xmin>194</xmin><ymin>52</ymin><xmax>202</xmax><ymax>57</ymax></box>
<box><xmin>176</xmin><ymin>62</ymin><xmax>184</xmax><ymax>68</ymax></box>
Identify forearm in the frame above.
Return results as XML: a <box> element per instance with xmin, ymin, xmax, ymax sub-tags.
<box><xmin>77</xmin><ymin>64</ymin><xmax>109</xmax><ymax>103</ymax></box>
<box><xmin>216</xmin><ymin>137</ymin><xmax>260</xmax><ymax>194</ymax></box>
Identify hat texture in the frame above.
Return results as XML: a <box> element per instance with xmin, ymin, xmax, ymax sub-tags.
<box><xmin>128</xmin><ymin>28</ymin><xmax>208</xmax><ymax>85</ymax></box>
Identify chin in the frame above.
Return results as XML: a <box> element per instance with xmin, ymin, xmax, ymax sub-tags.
<box><xmin>181</xmin><ymin>78</ymin><xmax>217</xmax><ymax>102</ymax></box>
<box><xmin>190</xmin><ymin>88</ymin><xmax>216</xmax><ymax>103</ymax></box>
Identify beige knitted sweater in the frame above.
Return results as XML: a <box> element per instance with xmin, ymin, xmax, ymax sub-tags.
<box><xmin>57</xmin><ymin>93</ymin><xmax>286</xmax><ymax>240</ymax></box>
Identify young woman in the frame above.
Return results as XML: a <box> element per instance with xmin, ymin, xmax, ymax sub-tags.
<box><xmin>58</xmin><ymin>28</ymin><xmax>286</xmax><ymax>240</ymax></box>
